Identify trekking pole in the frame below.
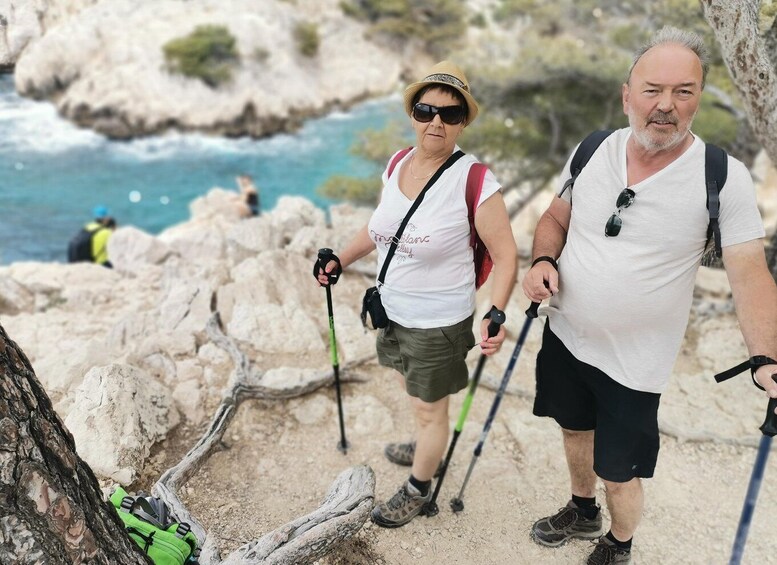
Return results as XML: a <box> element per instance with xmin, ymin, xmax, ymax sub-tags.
<box><xmin>317</xmin><ymin>248</ymin><xmax>349</xmax><ymax>454</ymax></box>
<box><xmin>424</xmin><ymin>308</ymin><xmax>506</xmax><ymax>517</ymax></box>
<box><xmin>728</xmin><ymin>374</ymin><xmax>777</xmax><ymax>565</ymax></box>
<box><xmin>450</xmin><ymin>298</ymin><xmax>541</xmax><ymax>513</ymax></box>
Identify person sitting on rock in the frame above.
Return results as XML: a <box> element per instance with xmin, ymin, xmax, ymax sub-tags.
<box><xmin>237</xmin><ymin>174</ymin><xmax>260</xmax><ymax>217</ymax></box>
<box><xmin>67</xmin><ymin>205</ymin><xmax>117</xmax><ymax>268</ymax></box>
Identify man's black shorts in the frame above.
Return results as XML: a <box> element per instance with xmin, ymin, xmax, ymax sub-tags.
<box><xmin>533</xmin><ymin>322</ymin><xmax>661</xmax><ymax>482</ymax></box>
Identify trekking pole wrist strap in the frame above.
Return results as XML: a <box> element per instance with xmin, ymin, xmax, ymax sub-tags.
<box><xmin>531</xmin><ymin>256</ymin><xmax>558</xmax><ymax>270</ymax></box>
<box><xmin>714</xmin><ymin>355</ymin><xmax>777</xmax><ymax>390</ymax></box>
<box><xmin>482</xmin><ymin>305</ymin><xmax>506</xmax><ymax>322</ymax></box>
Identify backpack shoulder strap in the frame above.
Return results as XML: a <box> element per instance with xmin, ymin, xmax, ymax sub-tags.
<box><xmin>704</xmin><ymin>143</ymin><xmax>728</xmax><ymax>258</ymax></box>
<box><xmin>560</xmin><ymin>129</ymin><xmax>615</xmax><ymax>198</ymax></box>
<box><xmin>466</xmin><ymin>163</ymin><xmax>488</xmax><ymax>238</ymax></box>
<box><xmin>387</xmin><ymin>147</ymin><xmax>413</xmax><ymax>179</ymax></box>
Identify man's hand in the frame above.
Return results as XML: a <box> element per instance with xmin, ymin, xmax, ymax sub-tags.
<box><xmin>522</xmin><ymin>263</ymin><xmax>558</xmax><ymax>303</ymax></box>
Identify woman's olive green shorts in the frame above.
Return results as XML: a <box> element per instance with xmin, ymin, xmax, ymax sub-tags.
<box><xmin>376</xmin><ymin>314</ymin><xmax>476</xmax><ymax>403</ymax></box>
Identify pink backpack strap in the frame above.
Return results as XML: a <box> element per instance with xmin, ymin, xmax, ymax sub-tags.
<box><xmin>387</xmin><ymin>147</ymin><xmax>413</xmax><ymax>178</ymax></box>
<box><xmin>466</xmin><ymin>163</ymin><xmax>488</xmax><ymax>241</ymax></box>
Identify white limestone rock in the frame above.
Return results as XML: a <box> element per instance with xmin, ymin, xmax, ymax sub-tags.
<box><xmin>108</xmin><ymin>226</ymin><xmax>172</xmax><ymax>272</ymax></box>
<box><xmin>65</xmin><ymin>364</ymin><xmax>180</xmax><ymax>485</ymax></box>
<box><xmin>13</xmin><ymin>0</ymin><xmax>401</xmax><ymax>138</ymax></box>
<box><xmin>0</xmin><ymin>274</ymin><xmax>34</xmax><ymax>314</ymax></box>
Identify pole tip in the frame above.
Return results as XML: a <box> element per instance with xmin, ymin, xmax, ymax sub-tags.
<box><xmin>450</xmin><ymin>498</ymin><xmax>464</xmax><ymax>513</ymax></box>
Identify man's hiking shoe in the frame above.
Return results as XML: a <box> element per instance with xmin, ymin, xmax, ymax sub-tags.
<box><xmin>384</xmin><ymin>441</ymin><xmax>415</xmax><ymax>466</ymax></box>
<box><xmin>530</xmin><ymin>501</ymin><xmax>603</xmax><ymax>547</ymax></box>
<box><xmin>383</xmin><ymin>441</ymin><xmax>443</xmax><ymax>477</ymax></box>
<box><xmin>371</xmin><ymin>481</ymin><xmax>431</xmax><ymax>528</ymax></box>
<box><xmin>585</xmin><ymin>536</ymin><xmax>632</xmax><ymax>565</ymax></box>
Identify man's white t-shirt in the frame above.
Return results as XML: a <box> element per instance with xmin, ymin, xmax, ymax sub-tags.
<box><xmin>368</xmin><ymin>147</ymin><xmax>501</xmax><ymax>329</ymax></box>
<box><xmin>547</xmin><ymin>128</ymin><xmax>765</xmax><ymax>393</ymax></box>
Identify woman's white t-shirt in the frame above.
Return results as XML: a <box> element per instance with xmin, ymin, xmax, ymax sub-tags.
<box><xmin>368</xmin><ymin>147</ymin><xmax>501</xmax><ymax>328</ymax></box>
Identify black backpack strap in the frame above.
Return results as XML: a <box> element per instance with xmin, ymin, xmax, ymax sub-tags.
<box><xmin>704</xmin><ymin>143</ymin><xmax>728</xmax><ymax>258</ymax></box>
<box><xmin>560</xmin><ymin>129</ymin><xmax>615</xmax><ymax>199</ymax></box>
<box><xmin>126</xmin><ymin>527</ymin><xmax>155</xmax><ymax>553</ymax></box>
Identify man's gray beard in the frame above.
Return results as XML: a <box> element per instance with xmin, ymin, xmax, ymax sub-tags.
<box><xmin>628</xmin><ymin>113</ymin><xmax>691</xmax><ymax>152</ymax></box>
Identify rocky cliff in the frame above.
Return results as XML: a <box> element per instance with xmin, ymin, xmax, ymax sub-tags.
<box><xmin>7</xmin><ymin>0</ymin><xmax>402</xmax><ymax>138</ymax></box>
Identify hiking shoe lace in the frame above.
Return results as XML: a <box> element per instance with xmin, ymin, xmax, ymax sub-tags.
<box><xmin>370</xmin><ymin>481</ymin><xmax>431</xmax><ymax>528</ymax></box>
<box><xmin>586</xmin><ymin>536</ymin><xmax>632</xmax><ymax>565</ymax></box>
<box><xmin>530</xmin><ymin>500</ymin><xmax>603</xmax><ymax>548</ymax></box>
<box><xmin>549</xmin><ymin>506</ymin><xmax>578</xmax><ymax>530</ymax></box>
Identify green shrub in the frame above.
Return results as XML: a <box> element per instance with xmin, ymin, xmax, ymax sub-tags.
<box><xmin>340</xmin><ymin>0</ymin><xmax>466</xmax><ymax>57</ymax></box>
<box><xmin>253</xmin><ymin>46</ymin><xmax>271</xmax><ymax>63</ymax></box>
<box><xmin>470</xmin><ymin>13</ymin><xmax>487</xmax><ymax>28</ymax></box>
<box><xmin>163</xmin><ymin>25</ymin><xmax>238</xmax><ymax>87</ymax></box>
<box><xmin>294</xmin><ymin>22</ymin><xmax>320</xmax><ymax>58</ymax></box>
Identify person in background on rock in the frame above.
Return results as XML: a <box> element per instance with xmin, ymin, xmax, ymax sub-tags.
<box><xmin>314</xmin><ymin>60</ymin><xmax>517</xmax><ymax>528</ymax></box>
<box><xmin>67</xmin><ymin>205</ymin><xmax>117</xmax><ymax>268</ymax></box>
<box><xmin>236</xmin><ymin>174</ymin><xmax>260</xmax><ymax>217</ymax></box>
<box><xmin>521</xmin><ymin>26</ymin><xmax>777</xmax><ymax>565</ymax></box>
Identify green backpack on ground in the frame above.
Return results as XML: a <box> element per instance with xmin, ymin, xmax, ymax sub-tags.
<box><xmin>110</xmin><ymin>487</ymin><xmax>199</xmax><ymax>565</ymax></box>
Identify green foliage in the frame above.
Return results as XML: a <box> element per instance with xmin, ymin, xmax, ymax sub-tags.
<box><xmin>690</xmin><ymin>96</ymin><xmax>739</xmax><ymax>149</ymax></box>
<box><xmin>760</xmin><ymin>0</ymin><xmax>777</xmax><ymax>31</ymax></box>
<box><xmin>351</xmin><ymin>122</ymin><xmax>412</xmax><ymax>163</ymax></box>
<box><xmin>253</xmin><ymin>46</ymin><xmax>270</xmax><ymax>63</ymax></box>
<box><xmin>463</xmin><ymin>0</ymin><xmax>752</xmax><ymax>185</ymax></box>
<box><xmin>294</xmin><ymin>22</ymin><xmax>320</xmax><ymax>58</ymax></box>
<box><xmin>317</xmin><ymin>122</ymin><xmax>411</xmax><ymax>204</ymax></box>
<box><xmin>319</xmin><ymin>175</ymin><xmax>383</xmax><ymax>206</ymax></box>
<box><xmin>327</xmin><ymin>0</ymin><xmax>755</xmax><ymax>206</ymax></box>
<box><xmin>470</xmin><ymin>13</ymin><xmax>487</xmax><ymax>28</ymax></box>
<box><xmin>163</xmin><ymin>25</ymin><xmax>238</xmax><ymax>87</ymax></box>
<box><xmin>340</xmin><ymin>0</ymin><xmax>467</xmax><ymax>57</ymax></box>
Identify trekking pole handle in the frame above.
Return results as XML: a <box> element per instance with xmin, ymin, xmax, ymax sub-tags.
<box><xmin>759</xmin><ymin>374</ymin><xmax>777</xmax><ymax>437</ymax></box>
<box><xmin>316</xmin><ymin>248</ymin><xmax>341</xmax><ymax>285</ymax></box>
<box><xmin>525</xmin><ymin>301</ymin><xmax>541</xmax><ymax>319</ymax></box>
<box><xmin>525</xmin><ymin>280</ymin><xmax>550</xmax><ymax>318</ymax></box>
<box><xmin>486</xmin><ymin>308</ymin><xmax>506</xmax><ymax>338</ymax></box>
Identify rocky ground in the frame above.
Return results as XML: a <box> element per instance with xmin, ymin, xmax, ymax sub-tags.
<box><xmin>140</xmin><ymin>294</ymin><xmax>777</xmax><ymax>565</ymax></box>
<box><xmin>1</xmin><ymin>171</ymin><xmax>774</xmax><ymax>564</ymax></box>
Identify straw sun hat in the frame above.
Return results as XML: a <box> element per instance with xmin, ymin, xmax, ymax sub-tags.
<box><xmin>403</xmin><ymin>60</ymin><xmax>479</xmax><ymax>125</ymax></box>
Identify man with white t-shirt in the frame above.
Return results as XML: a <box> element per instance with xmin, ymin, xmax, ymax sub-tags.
<box><xmin>522</xmin><ymin>26</ymin><xmax>777</xmax><ymax>565</ymax></box>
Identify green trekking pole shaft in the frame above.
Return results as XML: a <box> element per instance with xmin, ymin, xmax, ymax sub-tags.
<box><xmin>318</xmin><ymin>248</ymin><xmax>349</xmax><ymax>454</ymax></box>
<box><xmin>325</xmin><ymin>285</ymin><xmax>348</xmax><ymax>453</ymax></box>
<box><xmin>424</xmin><ymin>308</ymin><xmax>506</xmax><ymax>517</ymax></box>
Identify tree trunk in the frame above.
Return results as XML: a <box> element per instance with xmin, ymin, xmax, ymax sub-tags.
<box><xmin>701</xmin><ymin>1</ymin><xmax>777</xmax><ymax>163</ymax></box>
<box><xmin>702</xmin><ymin>0</ymin><xmax>777</xmax><ymax>277</ymax></box>
<box><xmin>0</xmin><ymin>324</ymin><xmax>148</xmax><ymax>564</ymax></box>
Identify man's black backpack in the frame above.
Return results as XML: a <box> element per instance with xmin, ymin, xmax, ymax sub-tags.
<box><xmin>561</xmin><ymin>130</ymin><xmax>728</xmax><ymax>261</ymax></box>
<box><xmin>67</xmin><ymin>224</ymin><xmax>102</xmax><ymax>263</ymax></box>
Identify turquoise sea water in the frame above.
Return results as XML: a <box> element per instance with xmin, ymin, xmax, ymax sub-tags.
<box><xmin>0</xmin><ymin>74</ymin><xmax>407</xmax><ymax>264</ymax></box>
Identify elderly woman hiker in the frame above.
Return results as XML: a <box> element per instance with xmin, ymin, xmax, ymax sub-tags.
<box><xmin>314</xmin><ymin>60</ymin><xmax>518</xmax><ymax>527</ymax></box>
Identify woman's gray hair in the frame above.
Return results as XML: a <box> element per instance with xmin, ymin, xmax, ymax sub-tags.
<box><xmin>627</xmin><ymin>26</ymin><xmax>710</xmax><ymax>88</ymax></box>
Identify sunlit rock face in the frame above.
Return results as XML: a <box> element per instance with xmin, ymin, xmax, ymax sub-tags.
<box><xmin>11</xmin><ymin>0</ymin><xmax>401</xmax><ymax>138</ymax></box>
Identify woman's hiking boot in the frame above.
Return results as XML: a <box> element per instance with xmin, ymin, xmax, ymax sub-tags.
<box><xmin>370</xmin><ymin>481</ymin><xmax>431</xmax><ymax>528</ymax></box>
<box><xmin>383</xmin><ymin>441</ymin><xmax>443</xmax><ymax>477</ymax></box>
<box><xmin>530</xmin><ymin>500</ymin><xmax>603</xmax><ymax>547</ymax></box>
<box><xmin>585</xmin><ymin>536</ymin><xmax>632</xmax><ymax>565</ymax></box>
